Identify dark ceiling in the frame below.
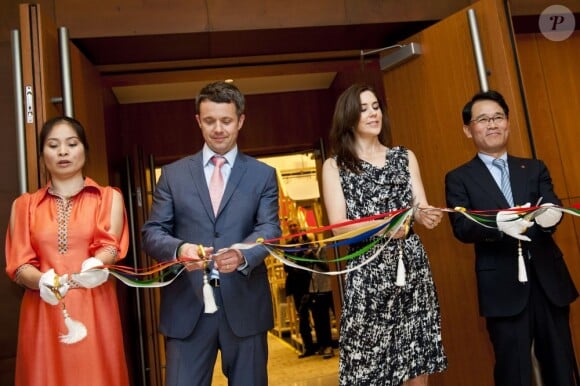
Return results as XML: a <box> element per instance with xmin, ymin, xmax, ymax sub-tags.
<box><xmin>71</xmin><ymin>13</ymin><xmax>557</xmax><ymax>75</ymax></box>
<box><xmin>73</xmin><ymin>21</ymin><xmax>436</xmax><ymax>72</ymax></box>
<box><xmin>69</xmin><ymin>13</ymin><xmax>574</xmax><ymax>104</ymax></box>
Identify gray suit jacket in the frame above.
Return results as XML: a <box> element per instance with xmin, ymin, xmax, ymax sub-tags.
<box><xmin>141</xmin><ymin>150</ymin><xmax>281</xmax><ymax>338</ymax></box>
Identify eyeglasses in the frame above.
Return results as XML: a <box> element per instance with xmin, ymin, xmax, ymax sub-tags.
<box><xmin>470</xmin><ymin>114</ymin><xmax>506</xmax><ymax>126</ymax></box>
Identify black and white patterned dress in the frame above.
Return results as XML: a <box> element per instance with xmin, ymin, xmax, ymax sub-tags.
<box><xmin>338</xmin><ymin>146</ymin><xmax>447</xmax><ymax>385</ymax></box>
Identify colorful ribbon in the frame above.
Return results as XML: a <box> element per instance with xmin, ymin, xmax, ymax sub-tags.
<box><xmin>53</xmin><ymin>203</ymin><xmax>577</xmax><ymax>344</ymax></box>
<box><xmin>101</xmin><ymin>204</ymin><xmax>579</xmax><ymax>287</ymax></box>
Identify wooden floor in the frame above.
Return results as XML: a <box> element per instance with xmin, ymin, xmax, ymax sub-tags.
<box><xmin>211</xmin><ymin>333</ymin><xmax>339</xmax><ymax>386</ymax></box>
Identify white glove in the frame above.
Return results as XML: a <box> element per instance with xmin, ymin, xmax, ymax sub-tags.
<box><xmin>496</xmin><ymin>203</ymin><xmax>534</xmax><ymax>241</ymax></box>
<box><xmin>71</xmin><ymin>257</ymin><xmax>109</xmax><ymax>288</ymax></box>
<box><xmin>39</xmin><ymin>269</ymin><xmax>70</xmax><ymax>305</ymax></box>
<box><xmin>534</xmin><ymin>203</ymin><xmax>562</xmax><ymax>228</ymax></box>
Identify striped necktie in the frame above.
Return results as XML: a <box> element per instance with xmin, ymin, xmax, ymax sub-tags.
<box><xmin>492</xmin><ymin>158</ymin><xmax>514</xmax><ymax>207</ymax></box>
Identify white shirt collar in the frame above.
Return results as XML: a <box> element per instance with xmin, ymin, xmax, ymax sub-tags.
<box><xmin>478</xmin><ymin>152</ymin><xmax>508</xmax><ymax>168</ymax></box>
<box><xmin>203</xmin><ymin>144</ymin><xmax>238</xmax><ymax>167</ymax></box>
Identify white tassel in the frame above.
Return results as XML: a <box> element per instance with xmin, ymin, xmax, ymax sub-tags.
<box><xmin>59</xmin><ymin>305</ymin><xmax>87</xmax><ymax>344</ymax></box>
<box><xmin>202</xmin><ymin>273</ymin><xmax>218</xmax><ymax>314</ymax></box>
<box><xmin>517</xmin><ymin>241</ymin><xmax>528</xmax><ymax>283</ymax></box>
<box><xmin>395</xmin><ymin>244</ymin><xmax>406</xmax><ymax>287</ymax></box>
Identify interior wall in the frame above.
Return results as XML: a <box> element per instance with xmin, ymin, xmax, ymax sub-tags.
<box><xmin>70</xmin><ymin>42</ymin><xmax>110</xmax><ymax>186</ymax></box>
<box><xmin>110</xmin><ymin>60</ymin><xmax>387</xmax><ymax>168</ymax></box>
<box><xmin>515</xmin><ymin>32</ymin><xmax>579</xmax><ymax>200</ymax></box>
<box><xmin>117</xmin><ymin>89</ymin><xmax>338</xmax><ymax>163</ymax></box>
<box><xmin>515</xmin><ymin>30</ymin><xmax>580</xmax><ymax>356</ymax></box>
<box><xmin>380</xmin><ymin>0</ymin><xmax>535</xmax><ymax>384</ymax></box>
<box><xmin>113</xmin><ymin>63</ymin><xmax>389</xmax><ymax>165</ymax></box>
<box><xmin>0</xmin><ymin>40</ymin><xmax>21</xmax><ymax>386</ymax></box>
<box><xmin>103</xmin><ymin>87</ymin><xmax>124</xmax><ymax>186</ymax></box>
<box><xmin>0</xmin><ymin>1</ymin><xmax>31</xmax><ymax>384</ymax></box>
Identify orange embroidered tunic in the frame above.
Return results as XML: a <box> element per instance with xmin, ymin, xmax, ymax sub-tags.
<box><xmin>5</xmin><ymin>178</ymin><xmax>130</xmax><ymax>386</ymax></box>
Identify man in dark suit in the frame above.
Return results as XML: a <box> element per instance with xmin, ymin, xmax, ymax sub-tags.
<box><xmin>445</xmin><ymin>90</ymin><xmax>578</xmax><ymax>386</ymax></box>
<box><xmin>283</xmin><ymin>219</ymin><xmax>334</xmax><ymax>359</ymax></box>
<box><xmin>284</xmin><ymin>219</ymin><xmax>316</xmax><ymax>357</ymax></box>
<box><xmin>142</xmin><ymin>81</ymin><xmax>281</xmax><ymax>386</ymax></box>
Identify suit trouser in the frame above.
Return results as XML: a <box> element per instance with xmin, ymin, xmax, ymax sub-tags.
<box><xmin>308</xmin><ymin>291</ymin><xmax>334</xmax><ymax>349</ymax></box>
<box><xmin>486</xmin><ymin>267</ymin><xmax>577</xmax><ymax>386</ymax></box>
<box><xmin>164</xmin><ymin>288</ymin><xmax>268</xmax><ymax>386</ymax></box>
<box><xmin>294</xmin><ymin>292</ymin><xmax>315</xmax><ymax>351</ymax></box>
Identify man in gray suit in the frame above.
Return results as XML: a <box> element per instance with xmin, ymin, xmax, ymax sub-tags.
<box><xmin>142</xmin><ymin>81</ymin><xmax>281</xmax><ymax>386</ymax></box>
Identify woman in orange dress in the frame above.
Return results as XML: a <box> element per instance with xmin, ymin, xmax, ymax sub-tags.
<box><xmin>5</xmin><ymin>116</ymin><xmax>130</xmax><ymax>386</ymax></box>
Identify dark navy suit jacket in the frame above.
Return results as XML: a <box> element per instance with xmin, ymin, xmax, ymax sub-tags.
<box><xmin>445</xmin><ymin>154</ymin><xmax>577</xmax><ymax>318</ymax></box>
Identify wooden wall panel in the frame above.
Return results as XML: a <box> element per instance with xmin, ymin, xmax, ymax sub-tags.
<box><xmin>69</xmin><ymin>42</ymin><xmax>110</xmax><ymax>185</ymax></box>
<box><xmin>516</xmin><ymin>31</ymin><xmax>580</xmax><ymax>360</ymax></box>
<box><xmin>380</xmin><ymin>0</ymin><xmax>532</xmax><ymax>384</ymax></box>
<box><xmin>102</xmin><ymin>87</ymin><xmax>124</xmax><ymax>184</ymax></box>
<box><xmin>118</xmin><ymin>89</ymin><xmax>336</xmax><ymax>163</ymax></box>
<box><xmin>19</xmin><ymin>4</ymin><xmax>64</xmax><ymax>190</ymax></box>
<box><xmin>119</xmin><ymin>99</ymin><xmax>199</xmax><ymax>163</ymax></box>
<box><xmin>0</xmin><ymin>1</ymin><xmax>56</xmax><ymax>383</ymax></box>
<box><xmin>34</xmin><ymin>5</ymin><xmax>64</xmax><ymax>134</ymax></box>
<box><xmin>516</xmin><ymin>33</ymin><xmax>580</xmax><ymax>199</ymax></box>
<box><xmin>554</xmin><ymin>197</ymin><xmax>580</xmax><ymax>358</ymax></box>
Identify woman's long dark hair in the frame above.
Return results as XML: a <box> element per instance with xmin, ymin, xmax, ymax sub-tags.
<box><xmin>328</xmin><ymin>84</ymin><xmax>391</xmax><ymax>173</ymax></box>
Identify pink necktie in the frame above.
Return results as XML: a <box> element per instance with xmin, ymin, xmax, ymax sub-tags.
<box><xmin>209</xmin><ymin>156</ymin><xmax>226</xmax><ymax>215</ymax></box>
